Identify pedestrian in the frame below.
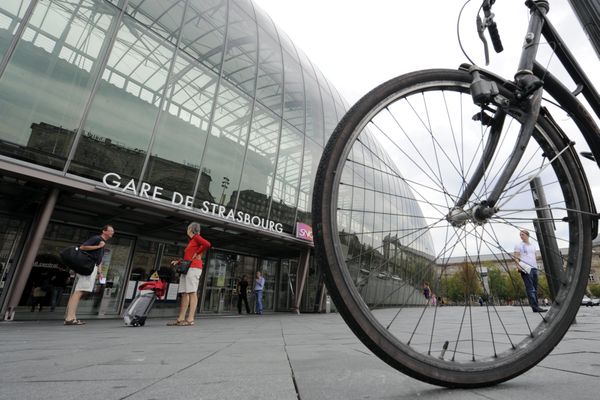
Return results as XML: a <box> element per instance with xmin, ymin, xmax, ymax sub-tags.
<box><xmin>478</xmin><ymin>296</ymin><xmax>484</xmax><ymax>306</ymax></box>
<box><xmin>64</xmin><ymin>225</ymin><xmax>115</xmax><ymax>325</ymax></box>
<box><xmin>423</xmin><ymin>282</ymin><xmax>431</xmax><ymax>300</ymax></box>
<box><xmin>49</xmin><ymin>265</ymin><xmax>71</xmax><ymax>311</ymax></box>
<box><xmin>254</xmin><ymin>271</ymin><xmax>265</xmax><ymax>315</ymax></box>
<box><xmin>431</xmin><ymin>293</ymin><xmax>437</xmax><ymax>306</ymax></box>
<box><xmin>30</xmin><ymin>279</ymin><xmax>47</xmax><ymax>312</ymax></box>
<box><xmin>514</xmin><ymin>229</ymin><xmax>547</xmax><ymax>313</ymax></box>
<box><xmin>237</xmin><ymin>275</ymin><xmax>250</xmax><ymax>314</ymax></box>
<box><xmin>167</xmin><ymin>222</ymin><xmax>211</xmax><ymax>326</ymax></box>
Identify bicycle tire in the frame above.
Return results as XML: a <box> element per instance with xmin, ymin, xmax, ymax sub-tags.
<box><xmin>313</xmin><ymin>69</ymin><xmax>592</xmax><ymax>387</ymax></box>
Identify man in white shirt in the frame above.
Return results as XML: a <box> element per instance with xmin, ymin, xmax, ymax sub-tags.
<box><xmin>514</xmin><ymin>229</ymin><xmax>546</xmax><ymax>313</ymax></box>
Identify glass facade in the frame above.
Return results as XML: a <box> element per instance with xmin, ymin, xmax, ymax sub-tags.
<box><xmin>0</xmin><ymin>0</ymin><xmax>434</xmax><ymax>319</ymax></box>
<box><xmin>0</xmin><ymin>0</ymin><xmax>348</xmax><ymax>234</ymax></box>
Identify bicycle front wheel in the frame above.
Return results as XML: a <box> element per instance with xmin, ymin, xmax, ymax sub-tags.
<box><xmin>313</xmin><ymin>69</ymin><xmax>592</xmax><ymax>387</ymax></box>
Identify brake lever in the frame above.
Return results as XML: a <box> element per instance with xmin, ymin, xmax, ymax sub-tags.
<box><xmin>476</xmin><ymin>14</ymin><xmax>490</xmax><ymax>65</ymax></box>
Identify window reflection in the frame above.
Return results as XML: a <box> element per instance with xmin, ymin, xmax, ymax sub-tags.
<box><xmin>221</xmin><ymin>2</ymin><xmax>257</xmax><ymax>96</ymax></box>
<box><xmin>236</xmin><ymin>103</ymin><xmax>280</xmax><ymax>217</ymax></box>
<box><xmin>0</xmin><ymin>0</ymin><xmax>32</xmax><ymax>60</ymax></box>
<box><xmin>270</xmin><ymin>123</ymin><xmax>303</xmax><ymax>232</ymax></box>
<box><xmin>0</xmin><ymin>0</ymin><xmax>115</xmax><ymax>170</ymax></box>
<box><xmin>197</xmin><ymin>81</ymin><xmax>251</xmax><ymax>207</ymax></box>
<box><xmin>282</xmin><ymin>49</ymin><xmax>304</xmax><ymax>131</ymax></box>
<box><xmin>69</xmin><ymin>14</ymin><xmax>174</xmax><ymax>181</ymax></box>
<box><xmin>256</xmin><ymin>25</ymin><xmax>283</xmax><ymax>114</ymax></box>
<box><xmin>296</xmin><ymin>137</ymin><xmax>322</xmax><ymax>225</ymax></box>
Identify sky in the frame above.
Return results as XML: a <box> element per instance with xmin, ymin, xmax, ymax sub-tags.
<box><xmin>252</xmin><ymin>0</ymin><xmax>600</xmax><ymax>252</ymax></box>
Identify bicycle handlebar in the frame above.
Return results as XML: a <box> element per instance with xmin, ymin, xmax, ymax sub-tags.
<box><xmin>482</xmin><ymin>0</ymin><xmax>503</xmax><ymax>53</ymax></box>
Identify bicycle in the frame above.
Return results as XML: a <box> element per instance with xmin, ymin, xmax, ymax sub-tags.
<box><xmin>313</xmin><ymin>0</ymin><xmax>600</xmax><ymax>388</ymax></box>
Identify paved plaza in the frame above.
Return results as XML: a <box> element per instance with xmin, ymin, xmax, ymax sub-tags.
<box><xmin>1</xmin><ymin>307</ymin><xmax>599</xmax><ymax>400</ymax></box>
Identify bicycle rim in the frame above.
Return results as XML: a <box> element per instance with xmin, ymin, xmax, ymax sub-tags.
<box><xmin>313</xmin><ymin>69</ymin><xmax>592</xmax><ymax>387</ymax></box>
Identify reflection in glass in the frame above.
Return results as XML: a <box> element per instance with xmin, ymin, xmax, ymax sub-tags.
<box><xmin>256</xmin><ymin>25</ymin><xmax>283</xmax><ymax>114</ymax></box>
<box><xmin>282</xmin><ymin>49</ymin><xmax>304</xmax><ymax>131</ymax></box>
<box><xmin>270</xmin><ymin>123</ymin><xmax>303</xmax><ymax>232</ymax></box>
<box><xmin>0</xmin><ymin>0</ymin><xmax>115</xmax><ymax>170</ymax></box>
<box><xmin>69</xmin><ymin>14</ymin><xmax>174</xmax><ymax>181</ymax></box>
<box><xmin>179</xmin><ymin>0</ymin><xmax>227</xmax><ymax>73</ymax></box>
<box><xmin>236</xmin><ymin>103</ymin><xmax>280</xmax><ymax>217</ymax></box>
<box><xmin>222</xmin><ymin>2</ymin><xmax>257</xmax><ymax>97</ymax></box>
<box><xmin>198</xmin><ymin>81</ymin><xmax>251</xmax><ymax>207</ymax></box>
<box><xmin>0</xmin><ymin>0</ymin><xmax>33</xmax><ymax>60</ymax></box>
<box><xmin>296</xmin><ymin>137</ymin><xmax>322</xmax><ymax>226</ymax></box>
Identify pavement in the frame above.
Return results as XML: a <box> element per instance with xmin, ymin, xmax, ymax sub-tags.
<box><xmin>1</xmin><ymin>307</ymin><xmax>599</xmax><ymax>400</ymax></box>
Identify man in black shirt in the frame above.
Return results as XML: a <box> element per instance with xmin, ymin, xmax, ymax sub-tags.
<box><xmin>64</xmin><ymin>225</ymin><xmax>114</xmax><ymax>325</ymax></box>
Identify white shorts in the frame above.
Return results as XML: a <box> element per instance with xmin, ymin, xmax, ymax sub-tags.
<box><xmin>178</xmin><ymin>268</ymin><xmax>202</xmax><ymax>293</ymax></box>
<box><xmin>74</xmin><ymin>265</ymin><xmax>98</xmax><ymax>292</ymax></box>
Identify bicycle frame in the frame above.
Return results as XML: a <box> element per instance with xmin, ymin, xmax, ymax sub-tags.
<box><xmin>449</xmin><ymin>0</ymin><xmax>600</xmax><ymax>229</ymax></box>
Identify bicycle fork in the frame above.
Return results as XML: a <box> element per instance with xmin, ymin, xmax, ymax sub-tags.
<box><xmin>446</xmin><ymin>0</ymin><xmax>549</xmax><ymax>227</ymax></box>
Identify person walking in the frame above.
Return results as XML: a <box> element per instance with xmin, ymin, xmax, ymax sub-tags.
<box><xmin>168</xmin><ymin>222</ymin><xmax>211</xmax><ymax>326</ymax></box>
<box><xmin>514</xmin><ymin>229</ymin><xmax>547</xmax><ymax>313</ymax></box>
<box><xmin>64</xmin><ymin>225</ymin><xmax>114</xmax><ymax>325</ymax></box>
<box><xmin>237</xmin><ymin>275</ymin><xmax>250</xmax><ymax>314</ymax></box>
<box><xmin>254</xmin><ymin>271</ymin><xmax>265</xmax><ymax>315</ymax></box>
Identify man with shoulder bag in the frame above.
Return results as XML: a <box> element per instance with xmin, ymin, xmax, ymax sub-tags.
<box><xmin>64</xmin><ymin>225</ymin><xmax>114</xmax><ymax>325</ymax></box>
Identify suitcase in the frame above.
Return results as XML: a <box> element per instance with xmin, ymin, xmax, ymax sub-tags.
<box><xmin>123</xmin><ymin>291</ymin><xmax>156</xmax><ymax>327</ymax></box>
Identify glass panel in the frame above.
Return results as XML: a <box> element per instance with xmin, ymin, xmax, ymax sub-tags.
<box><xmin>0</xmin><ymin>0</ymin><xmax>33</xmax><ymax>61</ymax></box>
<box><xmin>203</xmin><ymin>251</ymin><xmax>235</xmax><ymax>312</ymax></box>
<box><xmin>125</xmin><ymin>0</ymin><xmax>186</xmax><ymax>45</ymax></box>
<box><xmin>303</xmin><ymin>74</ymin><xmax>324</xmax><ymax>146</ymax></box>
<box><xmin>221</xmin><ymin>2</ymin><xmax>257</xmax><ymax>96</ymax></box>
<box><xmin>236</xmin><ymin>103</ymin><xmax>280</xmax><ymax>218</ymax></box>
<box><xmin>179</xmin><ymin>0</ymin><xmax>227</xmax><ymax>73</ymax></box>
<box><xmin>256</xmin><ymin>25</ymin><xmax>283</xmax><ymax>114</ymax></box>
<box><xmin>0</xmin><ymin>214</ymin><xmax>28</xmax><ymax>305</ymax></box>
<box><xmin>276</xmin><ymin>258</ymin><xmax>297</xmax><ymax>311</ymax></box>
<box><xmin>258</xmin><ymin>258</ymin><xmax>277</xmax><ymax>311</ymax></box>
<box><xmin>197</xmin><ymin>81</ymin><xmax>251</xmax><ymax>207</ymax></box>
<box><xmin>314</xmin><ymin>67</ymin><xmax>338</xmax><ymax>143</ymax></box>
<box><xmin>282</xmin><ymin>49</ymin><xmax>304</xmax><ymax>131</ymax></box>
<box><xmin>296</xmin><ymin>137</ymin><xmax>322</xmax><ymax>226</ymax></box>
<box><xmin>270</xmin><ymin>122</ymin><xmax>302</xmax><ymax>233</ymax></box>
<box><xmin>143</xmin><ymin>52</ymin><xmax>217</xmax><ymax>200</ymax></box>
<box><xmin>69</xmin><ymin>15</ymin><xmax>175</xmax><ymax>181</ymax></box>
<box><xmin>0</xmin><ymin>0</ymin><xmax>116</xmax><ymax>170</ymax></box>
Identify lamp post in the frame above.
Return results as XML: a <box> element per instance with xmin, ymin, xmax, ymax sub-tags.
<box><xmin>220</xmin><ymin>177</ymin><xmax>230</xmax><ymax>205</ymax></box>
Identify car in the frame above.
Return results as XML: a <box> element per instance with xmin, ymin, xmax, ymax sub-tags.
<box><xmin>581</xmin><ymin>295</ymin><xmax>600</xmax><ymax>307</ymax></box>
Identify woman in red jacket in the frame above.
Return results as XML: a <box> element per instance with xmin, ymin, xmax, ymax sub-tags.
<box><xmin>168</xmin><ymin>222</ymin><xmax>211</xmax><ymax>326</ymax></box>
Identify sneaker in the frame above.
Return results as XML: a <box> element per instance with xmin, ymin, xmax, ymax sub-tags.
<box><xmin>532</xmin><ymin>307</ymin><xmax>548</xmax><ymax>313</ymax></box>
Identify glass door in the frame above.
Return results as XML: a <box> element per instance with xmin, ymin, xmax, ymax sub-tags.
<box><xmin>0</xmin><ymin>215</ymin><xmax>29</xmax><ymax>311</ymax></box>
<box><xmin>259</xmin><ymin>259</ymin><xmax>278</xmax><ymax>312</ymax></box>
<box><xmin>203</xmin><ymin>252</ymin><xmax>236</xmax><ymax>313</ymax></box>
<box><xmin>277</xmin><ymin>258</ymin><xmax>298</xmax><ymax>311</ymax></box>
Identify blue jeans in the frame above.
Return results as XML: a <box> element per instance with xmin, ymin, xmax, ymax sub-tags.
<box><xmin>520</xmin><ymin>268</ymin><xmax>539</xmax><ymax>309</ymax></box>
<box><xmin>50</xmin><ymin>287</ymin><xmax>64</xmax><ymax>311</ymax></box>
<box><xmin>255</xmin><ymin>290</ymin><xmax>263</xmax><ymax>314</ymax></box>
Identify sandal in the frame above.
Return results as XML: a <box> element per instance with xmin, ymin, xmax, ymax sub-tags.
<box><xmin>185</xmin><ymin>320</ymin><xmax>195</xmax><ymax>326</ymax></box>
<box><xmin>64</xmin><ymin>319</ymin><xmax>85</xmax><ymax>325</ymax></box>
<box><xmin>176</xmin><ymin>320</ymin><xmax>191</xmax><ymax>326</ymax></box>
<box><xmin>166</xmin><ymin>320</ymin><xmax>183</xmax><ymax>326</ymax></box>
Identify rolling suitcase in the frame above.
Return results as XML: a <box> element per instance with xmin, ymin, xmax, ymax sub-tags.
<box><xmin>123</xmin><ymin>280</ymin><xmax>165</xmax><ymax>327</ymax></box>
<box><xmin>123</xmin><ymin>291</ymin><xmax>156</xmax><ymax>326</ymax></box>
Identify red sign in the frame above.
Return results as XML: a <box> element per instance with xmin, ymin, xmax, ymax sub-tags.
<box><xmin>296</xmin><ymin>222</ymin><xmax>313</xmax><ymax>241</ymax></box>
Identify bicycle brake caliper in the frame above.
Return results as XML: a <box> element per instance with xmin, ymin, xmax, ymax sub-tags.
<box><xmin>470</xmin><ymin>70</ymin><xmax>498</xmax><ymax>106</ymax></box>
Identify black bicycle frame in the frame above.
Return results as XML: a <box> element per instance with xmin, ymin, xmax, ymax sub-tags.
<box><xmin>452</xmin><ymin>0</ymin><xmax>600</xmax><ymax>220</ymax></box>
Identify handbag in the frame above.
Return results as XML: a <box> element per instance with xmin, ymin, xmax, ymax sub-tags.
<box><xmin>175</xmin><ymin>260</ymin><xmax>191</xmax><ymax>275</ymax></box>
<box><xmin>59</xmin><ymin>246</ymin><xmax>96</xmax><ymax>276</ymax></box>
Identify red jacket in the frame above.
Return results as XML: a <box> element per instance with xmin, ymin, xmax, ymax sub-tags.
<box><xmin>184</xmin><ymin>234</ymin><xmax>211</xmax><ymax>269</ymax></box>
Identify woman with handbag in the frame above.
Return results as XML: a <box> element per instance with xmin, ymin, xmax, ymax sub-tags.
<box><xmin>168</xmin><ymin>222</ymin><xmax>211</xmax><ymax>326</ymax></box>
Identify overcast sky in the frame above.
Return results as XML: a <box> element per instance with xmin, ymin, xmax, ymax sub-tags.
<box><xmin>254</xmin><ymin>0</ymin><xmax>600</xmax><ymax>208</ymax></box>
